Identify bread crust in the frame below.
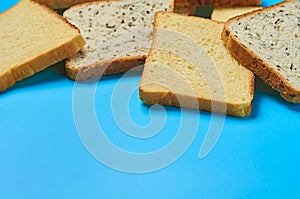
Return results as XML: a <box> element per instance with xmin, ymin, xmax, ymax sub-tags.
<box><xmin>0</xmin><ymin>0</ymin><xmax>85</xmax><ymax>92</ymax></box>
<box><xmin>65</xmin><ymin>56</ymin><xmax>145</xmax><ymax>80</ymax></box>
<box><xmin>174</xmin><ymin>5</ymin><xmax>196</xmax><ymax>15</ymax></box>
<box><xmin>139</xmin><ymin>85</ymin><xmax>252</xmax><ymax>117</ymax></box>
<box><xmin>33</xmin><ymin>0</ymin><xmax>108</xmax><ymax>9</ymax></box>
<box><xmin>61</xmin><ymin>0</ymin><xmax>122</xmax><ymax>11</ymax></box>
<box><xmin>211</xmin><ymin>6</ymin><xmax>262</xmax><ymax>22</ymax></box>
<box><xmin>0</xmin><ymin>35</ymin><xmax>85</xmax><ymax>92</ymax></box>
<box><xmin>175</xmin><ymin>0</ymin><xmax>261</xmax><ymax>7</ymax></box>
<box><xmin>222</xmin><ymin>0</ymin><xmax>300</xmax><ymax>103</ymax></box>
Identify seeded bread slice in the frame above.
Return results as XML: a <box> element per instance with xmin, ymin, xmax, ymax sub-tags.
<box><xmin>222</xmin><ymin>0</ymin><xmax>300</xmax><ymax>103</ymax></box>
<box><xmin>0</xmin><ymin>0</ymin><xmax>85</xmax><ymax>92</ymax></box>
<box><xmin>175</xmin><ymin>0</ymin><xmax>262</xmax><ymax>7</ymax></box>
<box><xmin>212</xmin><ymin>7</ymin><xmax>262</xmax><ymax>22</ymax></box>
<box><xmin>139</xmin><ymin>12</ymin><xmax>254</xmax><ymax>117</ymax></box>
<box><xmin>63</xmin><ymin>0</ymin><xmax>174</xmax><ymax>80</ymax></box>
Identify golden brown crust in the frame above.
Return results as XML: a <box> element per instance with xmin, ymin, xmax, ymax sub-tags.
<box><xmin>65</xmin><ymin>56</ymin><xmax>145</xmax><ymax>80</ymax></box>
<box><xmin>36</xmin><ymin>0</ymin><xmax>174</xmax><ymax>9</ymax></box>
<box><xmin>62</xmin><ymin>0</ymin><xmax>122</xmax><ymax>12</ymax></box>
<box><xmin>0</xmin><ymin>35</ymin><xmax>85</xmax><ymax>92</ymax></box>
<box><xmin>222</xmin><ymin>0</ymin><xmax>300</xmax><ymax>103</ymax></box>
<box><xmin>33</xmin><ymin>0</ymin><xmax>107</xmax><ymax>9</ymax></box>
<box><xmin>139</xmin><ymin>85</ymin><xmax>252</xmax><ymax>117</ymax></box>
<box><xmin>174</xmin><ymin>5</ymin><xmax>196</xmax><ymax>15</ymax></box>
<box><xmin>175</xmin><ymin>0</ymin><xmax>262</xmax><ymax>7</ymax></box>
<box><xmin>0</xmin><ymin>71</ymin><xmax>16</xmax><ymax>92</ymax></box>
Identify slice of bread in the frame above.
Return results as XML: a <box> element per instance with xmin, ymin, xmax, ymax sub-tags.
<box><xmin>63</xmin><ymin>0</ymin><xmax>174</xmax><ymax>80</ymax></box>
<box><xmin>0</xmin><ymin>0</ymin><xmax>85</xmax><ymax>92</ymax></box>
<box><xmin>139</xmin><ymin>12</ymin><xmax>254</xmax><ymax>117</ymax></box>
<box><xmin>212</xmin><ymin>7</ymin><xmax>262</xmax><ymax>22</ymax></box>
<box><xmin>175</xmin><ymin>0</ymin><xmax>262</xmax><ymax>7</ymax></box>
<box><xmin>222</xmin><ymin>0</ymin><xmax>300</xmax><ymax>103</ymax></box>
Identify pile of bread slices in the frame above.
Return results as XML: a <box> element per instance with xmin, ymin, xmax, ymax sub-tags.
<box><xmin>0</xmin><ymin>0</ymin><xmax>299</xmax><ymax>117</ymax></box>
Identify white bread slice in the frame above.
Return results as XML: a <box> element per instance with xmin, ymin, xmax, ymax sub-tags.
<box><xmin>212</xmin><ymin>7</ymin><xmax>262</xmax><ymax>22</ymax></box>
<box><xmin>175</xmin><ymin>0</ymin><xmax>261</xmax><ymax>7</ymax></box>
<box><xmin>63</xmin><ymin>0</ymin><xmax>174</xmax><ymax>80</ymax></box>
<box><xmin>0</xmin><ymin>0</ymin><xmax>85</xmax><ymax>92</ymax></box>
<box><xmin>222</xmin><ymin>0</ymin><xmax>300</xmax><ymax>103</ymax></box>
<box><xmin>139</xmin><ymin>12</ymin><xmax>254</xmax><ymax>117</ymax></box>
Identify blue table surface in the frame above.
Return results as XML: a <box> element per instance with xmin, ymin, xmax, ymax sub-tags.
<box><xmin>1</xmin><ymin>0</ymin><xmax>300</xmax><ymax>198</ymax></box>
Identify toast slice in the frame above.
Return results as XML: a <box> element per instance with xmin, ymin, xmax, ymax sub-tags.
<box><xmin>222</xmin><ymin>0</ymin><xmax>300</xmax><ymax>103</ymax></box>
<box><xmin>63</xmin><ymin>0</ymin><xmax>174</xmax><ymax>80</ymax></box>
<box><xmin>0</xmin><ymin>0</ymin><xmax>85</xmax><ymax>92</ymax></box>
<box><xmin>211</xmin><ymin>6</ymin><xmax>262</xmax><ymax>22</ymax></box>
<box><xmin>175</xmin><ymin>0</ymin><xmax>262</xmax><ymax>7</ymax></box>
<box><xmin>139</xmin><ymin>12</ymin><xmax>254</xmax><ymax>117</ymax></box>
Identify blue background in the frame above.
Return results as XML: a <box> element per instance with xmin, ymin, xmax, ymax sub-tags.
<box><xmin>1</xmin><ymin>0</ymin><xmax>300</xmax><ymax>198</ymax></box>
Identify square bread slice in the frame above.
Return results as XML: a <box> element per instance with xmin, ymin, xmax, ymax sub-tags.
<box><xmin>63</xmin><ymin>0</ymin><xmax>174</xmax><ymax>80</ymax></box>
<box><xmin>139</xmin><ymin>12</ymin><xmax>254</xmax><ymax>117</ymax></box>
<box><xmin>222</xmin><ymin>0</ymin><xmax>300</xmax><ymax>103</ymax></box>
<box><xmin>211</xmin><ymin>7</ymin><xmax>262</xmax><ymax>22</ymax></box>
<box><xmin>0</xmin><ymin>0</ymin><xmax>85</xmax><ymax>92</ymax></box>
<box><xmin>174</xmin><ymin>0</ymin><xmax>261</xmax><ymax>7</ymax></box>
